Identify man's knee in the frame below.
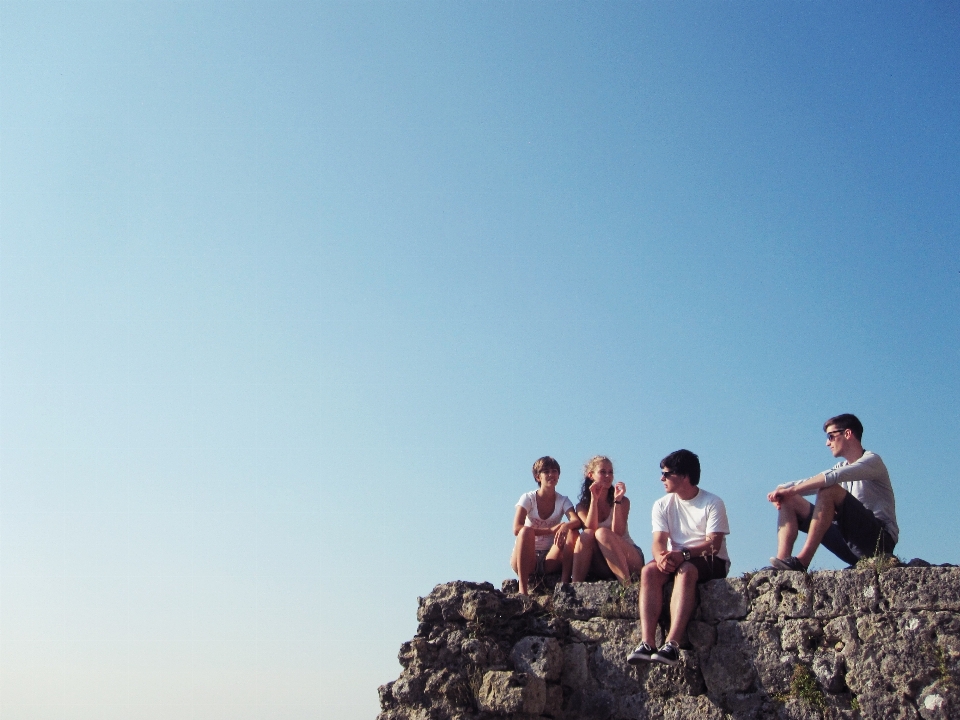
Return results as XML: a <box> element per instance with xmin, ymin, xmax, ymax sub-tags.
<box><xmin>815</xmin><ymin>484</ymin><xmax>848</xmax><ymax>509</ymax></box>
<box><xmin>675</xmin><ymin>562</ymin><xmax>699</xmax><ymax>586</ymax></box>
<box><xmin>641</xmin><ymin>562</ymin><xmax>666</xmax><ymax>586</ymax></box>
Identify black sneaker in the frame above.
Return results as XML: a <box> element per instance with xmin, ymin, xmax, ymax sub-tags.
<box><xmin>652</xmin><ymin>641</ymin><xmax>680</xmax><ymax>666</ymax></box>
<box><xmin>769</xmin><ymin>556</ymin><xmax>808</xmax><ymax>572</ymax></box>
<box><xmin>626</xmin><ymin>642</ymin><xmax>656</xmax><ymax>664</ymax></box>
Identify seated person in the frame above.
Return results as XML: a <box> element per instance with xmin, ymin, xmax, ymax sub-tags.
<box><xmin>571</xmin><ymin>456</ymin><xmax>645</xmax><ymax>585</ymax></box>
<box><xmin>767</xmin><ymin>413</ymin><xmax>898</xmax><ymax>572</ymax></box>
<box><xmin>510</xmin><ymin>456</ymin><xmax>581</xmax><ymax>595</ymax></box>
<box><xmin>628</xmin><ymin>449</ymin><xmax>730</xmax><ymax>666</ymax></box>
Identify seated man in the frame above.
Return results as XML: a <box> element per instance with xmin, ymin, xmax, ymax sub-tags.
<box><xmin>767</xmin><ymin>413</ymin><xmax>898</xmax><ymax>572</ymax></box>
<box><xmin>627</xmin><ymin>449</ymin><xmax>730</xmax><ymax>666</ymax></box>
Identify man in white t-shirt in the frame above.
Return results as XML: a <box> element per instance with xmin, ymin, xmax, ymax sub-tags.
<box><xmin>628</xmin><ymin>449</ymin><xmax>730</xmax><ymax>667</ymax></box>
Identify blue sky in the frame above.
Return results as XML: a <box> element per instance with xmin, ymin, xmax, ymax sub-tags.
<box><xmin>2</xmin><ymin>2</ymin><xmax>958</xmax><ymax>718</ymax></box>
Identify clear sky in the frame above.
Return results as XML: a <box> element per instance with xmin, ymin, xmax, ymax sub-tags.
<box><xmin>1</xmin><ymin>2</ymin><xmax>958</xmax><ymax>719</ymax></box>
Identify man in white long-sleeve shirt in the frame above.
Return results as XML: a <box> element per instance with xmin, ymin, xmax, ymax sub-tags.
<box><xmin>767</xmin><ymin>413</ymin><xmax>898</xmax><ymax>572</ymax></box>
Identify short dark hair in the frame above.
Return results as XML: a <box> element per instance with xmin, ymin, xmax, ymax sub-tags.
<box><xmin>660</xmin><ymin>449</ymin><xmax>701</xmax><ymax>486</ymax></box>
<box><xmin>823</xmin><ymin>414</ymin><xmax>863</xmax><ymax>442</ymax></box>
<box><xmin>532</xmin><ymin>456</ymin><xmax>560</xmax><ymax>483</ymax></box>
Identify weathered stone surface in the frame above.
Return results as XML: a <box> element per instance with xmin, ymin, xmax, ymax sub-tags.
<box><xmin>686</xmin><ymin>620</ymin><xmax>716</xmax><ymax>654</ymax></box>
<box><xmin>553</xmin><ymin>581</ymin><xmax>637</xmax><ymax>620</ymax></box>
<box><xmin>423</xmin><ymin>668</ymin><xmax>473</xmax><ymax>709</ymax></box>
<box><xmin>747</xmin><ymin>571</ymin><xmax>812</xmax><ymax>620</ymax></box>
<box><xmin>880</xmin><ymin>566</ymin><xmax>960</xmax><ymax>612</ymax></box>
<box><xmin>810</xmin><ymin>569</ymin><xmax>880</xmax><ymax>618</ymax></box>
<box><xmin>390</xmin><ymin>670</ymin><xmax>424</xmax><ymax>704</ymax></box>
<box><xmin>614</xmin><ymin>692</ymin><xmax>655</xmax><ymax>719</ymax></box>
<box><xmin>779</xmin><ymin>618</ymin><xmax>822</xmax><ymax>658</ymax></box>
<box><xmin>477</xmin><ymin>670</ymin><xmax>545</xmax><ymax>715</ymax></box>
<box><xmin>917</xmin><ymin>681</ymin><xmax>952</xmax><ymax>720</ymax></box>
<box><xmin>659</xmin><ymin>694</ymin><xmax>727</xmax><ymax>720</ymax></box>
<box><xmin>697</xmin><ymin>576</ymin><xmax>749</xmax><ymax>622</ymax></box>
<box><xmin>381</xmin><ymin>568</ymin><xmax>960</xmax><ymax>720</ymax></box>
<box><xmin>845</xmin><ymin>610</ymin><xmax>952</xmax><ymax>718</ymax></box>
<box><xmin>561</xmin><ymin>642</ymin><xmax>592</xmax><ymax>689</ymax></box>
<box><xmin>642</xmin><ymin>649</ymin><xmax>705</xmax><ymax>698</ymax></box>
<box><xmin>417</xmin><ymin>580</ymin><xmax>498</xmax><ymax>623</ymax></box>
<box><xmin>543</xmin><ymin>682</ymin><xmax>563</xmax><ymax>717</ymax></box>
<box><xmin>811</xmin><ymin>649</ymin><xmax>846</xmax><ymax>693</ymax></box>
<box><xmin>511</xmin><ymin>636</ymin><xmax>562</xmax><ymax>681</ymax></box>
<box><xmin>564</xmin><ymin>688</ymin><xmax>615</xmax><ymax>720</ymax></box>
<box><xmin>569</xmin><ymin>617</ymin><xmax>635</xmax><ymax>643</ymax></box>
<box><xmin>701</xmin><ymin>622</ymin><xmax>758</xmax><ymax>695</ymax></box>
<box><xmin>592</xmin><ymin>634</ymin><xmax>642</xmax><ymax>694</ymax></box>
<box><xmin>822</xmin><ymin>614</ymin><xmax>859</xmax><ymax>655</ymax></box>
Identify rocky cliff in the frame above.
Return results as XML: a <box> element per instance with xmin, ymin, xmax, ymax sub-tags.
<box><xmin>378</xmin><ymin>562</ymin><xmax>959</xmax><ymax>719</ymax></box>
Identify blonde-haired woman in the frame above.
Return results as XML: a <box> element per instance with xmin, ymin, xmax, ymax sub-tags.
<box><xmin>571</xmin><ymin>456</ymin><xmax>645</xmax><ymax>584</ymax></box>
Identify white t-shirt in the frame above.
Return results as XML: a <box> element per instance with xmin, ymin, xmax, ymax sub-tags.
<box><xmin>517</xmin><ymin>490</ymin><xmax>574</xmax><ymax>551</ymax></box>
<box><xmin>651</xmin><ymin>488</ymin><xmax>730</xmax><ymax>562</ymax></box>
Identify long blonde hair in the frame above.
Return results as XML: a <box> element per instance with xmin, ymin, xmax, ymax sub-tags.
<box><xmin>578</xmin><ymin>455</ymin><xmax>615</xmax><ymax>509</ymax></box>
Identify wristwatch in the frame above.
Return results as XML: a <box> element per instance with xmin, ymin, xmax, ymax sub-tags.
<box><xmin>681</xmin><ymin>548</ymin><xmax>691</xmax><ymax>562</ymax></box>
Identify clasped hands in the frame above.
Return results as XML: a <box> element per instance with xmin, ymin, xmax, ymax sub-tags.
<box><xmin>655</xmin><ymin>548</ymin><xmax>684</xmax><ymax>573</ymax></box>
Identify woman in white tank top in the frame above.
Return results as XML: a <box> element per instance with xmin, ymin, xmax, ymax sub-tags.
<box><xmin>571</xmin><ymin>456</ymin><xmax>645</xmax><ymax>584</ymax></box>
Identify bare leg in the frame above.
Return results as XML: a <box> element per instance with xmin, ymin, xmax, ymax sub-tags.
<box><xmin>588</xmin><ymin>543</ymin><xmax>615</xmax><ymax>579</ymax></box>
<box><xmin>797</xmin><ymin>485</ymin><xmax>847</xmax><ymax>568</ymax></box>
<box><xmin>541</xmin><ymin>542</ymin><xmax>566</xmax><ymax>578</ymax></box>
<box><xmin>665</xmin><ymin>563</ymin><xmax>699</xmax><ymax>645</ymax></box>
<box><xmin>595</xmin><ymin>528</ymin><xmax>645</xmax><ymax>584</ymax></box>
<box><xmin>572</xmin><ymin>529</ymin><xmax>597</xmax><ymax>582</ymax></box>
<box><xmin>595</xmin><ymin>528</ymin><xmax>629</xmax><ymax>582</ymax></box>
<box><xmin>639</xmin><ymin>562</ymin><xmax>669</xmax><ymax>646</ymax></box>
<box><xmin>775</xmin><ymin>494</ymin><xmax>813</xmax><ymax>559</ymax></box>
<box><xmin>510</xmin><ymin>526</ymin><xmax>537</xmax><ymax>595</ymax></box>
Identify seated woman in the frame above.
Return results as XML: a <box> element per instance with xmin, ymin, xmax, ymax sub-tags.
<box><xmin>510</xmin><ymin>456</ymin><xmax>582</xmax><ymax>595</ymax></box>
<box><xmin>572</xmin><ymin>455</ymin><xmax>645</xmax><ymax>584</ymax></box>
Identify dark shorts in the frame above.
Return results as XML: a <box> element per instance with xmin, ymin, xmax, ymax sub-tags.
<box><xmin>798</xmin><ymin>491</ymin><xmax>896</xmax><ymax>565</ymax></box>
<box><xmin>648</xmin><ymin>556</ymin><xmax>729</xmax><ymax>583</ymax></box>
<box><xmin>686</xmin><ymin>556</ymin><xmax>730</xmax><ymax>584</ymax></box>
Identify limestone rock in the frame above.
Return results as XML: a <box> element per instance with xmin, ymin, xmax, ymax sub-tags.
<box><xmin>543</xmin><ymin>682</ymin><xmax>563</xmax><ymax>717</ymax></box>
<box><xmin>511</xmin><ymin>636</ymin><xmax>562</xmax><ymax>681</ymax></box>
<box><xmin>553</xmin><ymin>581</ymin><xmax>635</xmax><ymax>620</ymax></box>
<box><xmin>881</xmin><ymin>566</ymin><xmax>960</xmax><ymax>612</ymax></box>
<box><xmin>477</xmin><ymin>670</ymin><xmax>546</xmax><ymax>715</ymax></box>
<box><xmin>561</xmin><ymin>642</ymin><xmax>591</xmax><ymax>690</ymax></box>
<box><xmin>747</xmin><ymin>570</ymin><xmax>812</xmax><ymax>620</ymax></box>
<box><xmin>697</xmin><ymin>576</ymin><xmax>749</xmax><ymax>622</ymax></box>
<box><xmin>810</xmin><ymin>569</ymin><xmax>880</xmax><ymax>618</ymax></box>
<box><xmin>563</xmin><ymin>688</ymin><xmax>615</xmax><ymax>720</ymax></box>
<box><xmin>380</xmin><ymin>568</ymin><xmax>960</xmax><ymax>720</ymax></box>
<box><xmin>917</xmin><ymin>681</ymin><xmax>952</xmax><ymax>720</ymax></box>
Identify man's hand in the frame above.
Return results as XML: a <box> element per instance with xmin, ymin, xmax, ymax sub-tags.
<box><xmin>552</xmin><ymin>523</ymin><xmax>568</xmax><ymax>548</ymax></box>
<box><xmin>656</xmin><ymin>549</ymin><xmax>678</xmax><ymax>573</ymax></box>
<box><xmin>767</xmin><ymin>486</ymin><xmax>790</xmax><ymax>509</ymax></box>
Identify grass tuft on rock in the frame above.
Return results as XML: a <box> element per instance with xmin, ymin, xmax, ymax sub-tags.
<box><xmin>774</xmin><ymin>663</ymin><xmax>826</xmax><ymax>712</ymax></box>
